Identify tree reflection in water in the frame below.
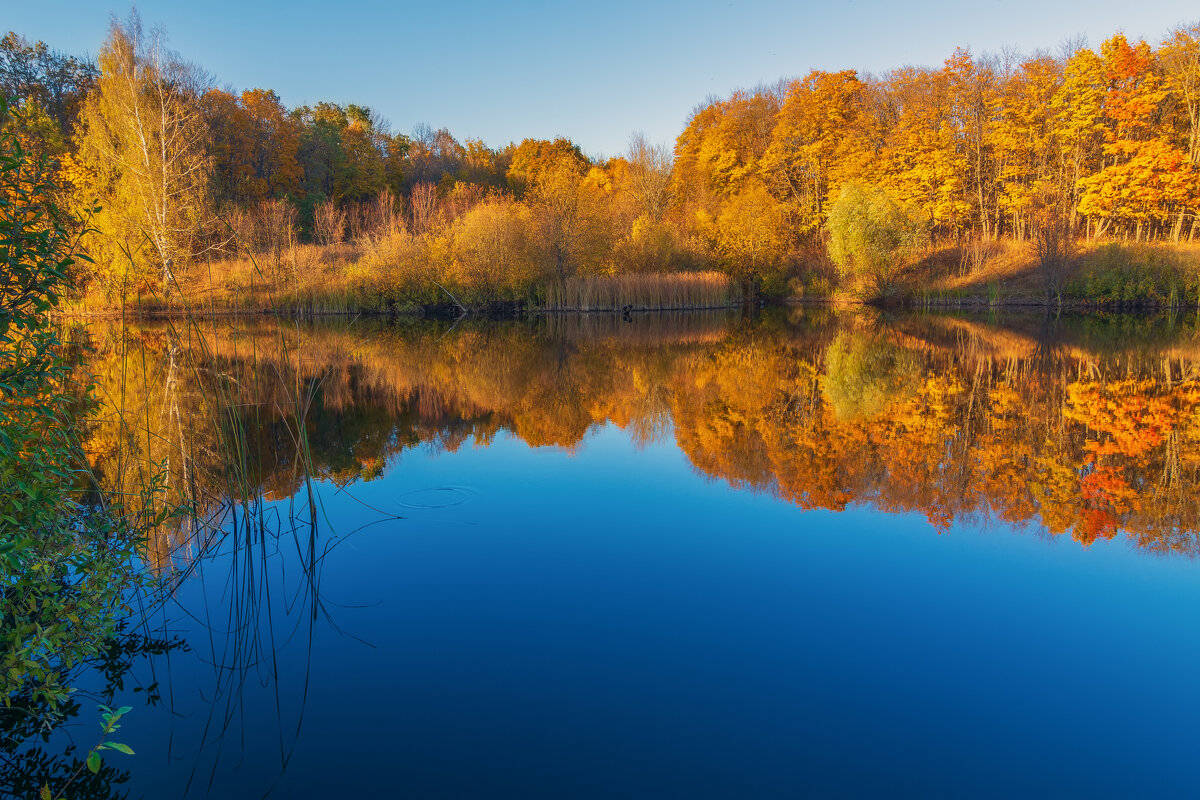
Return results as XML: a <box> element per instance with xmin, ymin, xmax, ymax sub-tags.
<box><xmin>84</xmin><ymin>309</ymin><xmax>1200</xmax><ymax>560</ymax></box>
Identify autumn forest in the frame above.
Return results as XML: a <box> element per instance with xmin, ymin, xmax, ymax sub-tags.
<box><xmin>4</xmin><ymin>14</ymin><xmax>1200</xmax><ymax>312</ymax></box>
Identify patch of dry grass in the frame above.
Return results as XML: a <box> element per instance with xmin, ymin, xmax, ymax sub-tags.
<box><xmin>870</xmin><ymin>238</ymin><xmax>1200</xmax><ymax>307</ymax></box>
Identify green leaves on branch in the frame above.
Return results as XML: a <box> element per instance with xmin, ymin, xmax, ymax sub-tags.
<box><xmin>85</xmin><ymin>704</ymin><xmax>135</xmax><ymax>774</ymax></box>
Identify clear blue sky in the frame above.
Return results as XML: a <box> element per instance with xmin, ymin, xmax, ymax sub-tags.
<box><xmin>6</xmin><ymin>1</ymin><xmax>1197</xmax><ymax>157</ymax></box>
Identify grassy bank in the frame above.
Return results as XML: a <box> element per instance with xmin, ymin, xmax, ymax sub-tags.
<box><xmin>61</xmin><ymin>234</ymin><xmax>740</xmax><ymax>317</ymax></box>
<box><xmin>59</xmin><ymin>236</ymin><xmax>1200</xmax><ymax>318</ymax></box>
<box><xmin>844</xmin><ymin>239</ymin><xmax>1200</xmax><ymax>310</ymax></box>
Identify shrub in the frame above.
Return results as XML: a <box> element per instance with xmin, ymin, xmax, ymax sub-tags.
<box><xmin>449</xmin><ymin>198</ymin><xmax>545</xmax><ymax>300</ymax></box>
<box><xmin>0</xmin><ymin>103</ymin><xmax>149</xmax><ymax>722</ymax></box>
<box><xmin>826</xmin><ymin>180</ymin><xmax>927</xmax><ymax>295</ymax></box>
<box><xmin>1063</xmin><ymin>243</ymin><xmax>1200</xmax><ymax>306</ymax></box>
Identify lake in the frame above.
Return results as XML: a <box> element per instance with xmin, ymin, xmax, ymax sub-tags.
<box><xmin>61</xmin><ymin>308</ymin><xmax>1200</xmax><ymax>797</ymax></box>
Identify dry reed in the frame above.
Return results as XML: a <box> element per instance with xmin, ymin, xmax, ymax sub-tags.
<box><xmin>542</xmin><ymin>271</ymin><xmax>736</xmax><ymax>311</ymax></box>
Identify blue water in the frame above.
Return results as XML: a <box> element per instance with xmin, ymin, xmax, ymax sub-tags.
<box><xmin>115</xmin><ymin>424</ymin><xmax>1200</xmax><ymax>798</ymax></box>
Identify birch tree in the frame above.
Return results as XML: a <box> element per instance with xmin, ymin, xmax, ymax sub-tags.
<box><xmin>74</xmin><ymin>12</ymin><xmax>212</xmax><ymax>295</ymax></box>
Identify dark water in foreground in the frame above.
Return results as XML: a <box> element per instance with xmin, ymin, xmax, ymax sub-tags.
<box><xmin>67</xmin><ymin>310</ymin><xmax>1200</xmax><ymax>796</ymax></box>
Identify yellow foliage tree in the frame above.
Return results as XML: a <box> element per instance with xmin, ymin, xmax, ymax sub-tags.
<box><xmin>761</xmin><ymin>70</ymin><xmax>877</xmax><ymax>237</ymax></box>
<box><xmin>72</xmin><ymin>13</ymin><xmax>213</xmax><ymax>297</ymax></box>
<box><xmin>708</xmin><ymin>182</ymin><xmax>791</xmax><ymax>298</ymax></box>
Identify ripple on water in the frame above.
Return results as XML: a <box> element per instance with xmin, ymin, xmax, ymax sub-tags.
<box><xmin>397</xmin><ymin>486</ymin><xmax>477</xmax><ymax>509</ymax></box>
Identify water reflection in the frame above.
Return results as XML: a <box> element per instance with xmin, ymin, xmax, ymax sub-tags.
<box><xmin>84</xmin><ymin>309</ymin><xmax>1200</xmax><ymax>560</ymax></box>
<box><xmin>67</xmin><ymin>308</ymin><xmax>1200</xmax><ymax>797</ymax></box>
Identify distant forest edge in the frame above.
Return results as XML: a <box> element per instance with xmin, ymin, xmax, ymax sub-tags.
<box><xmin>4</xmin><ymin>13</ymin><xmax>1200</xmax><ymax>313</ymax></box>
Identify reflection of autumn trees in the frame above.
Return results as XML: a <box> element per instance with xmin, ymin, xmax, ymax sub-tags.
<box><xmin>83</xmin><ymin>311</ymin><xmax>1200</xmax><ymax>559</ymax></box>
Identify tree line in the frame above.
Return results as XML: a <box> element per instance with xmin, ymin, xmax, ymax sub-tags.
<box><xmin>3</xmin><ymin>13</ymin><xmax>1199</xmax><ymax>303</ymax></box>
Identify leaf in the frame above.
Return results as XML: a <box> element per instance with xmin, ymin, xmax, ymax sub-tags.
<box><xmin>86</xmin><ymin>751</ymin><xmax>101</xmax><ymax>773</ymax></box>
<box><xmin>106</xmin><ymin>742</ymin><xmax>134</xmax><ymax>755</ymax></box>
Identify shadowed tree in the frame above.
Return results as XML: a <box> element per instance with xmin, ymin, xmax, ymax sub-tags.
<box><xmin>624</xmin><ymin>132</ymin><xmax>672</xmax><ymax>221</ymax></box>
<box><xmin>0</xmin><ymin>31</ymin><xmax>97</xmax><ymax>138</ymax></box>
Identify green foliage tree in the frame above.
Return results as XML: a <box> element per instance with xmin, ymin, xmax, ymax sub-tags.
<box><xmin>822</xmin><ymin>332</ymin><xmax>921</xmax><ymax>420</ymax></box>
<box><xmin>826</xmin><ymin>180</ymin><xmax>927</xmax><ymax>294</ymax></box>
<box><xmin>0</xmin><ymin>31</ymin><xmax>97</xmax><ymax>139</ymax></box>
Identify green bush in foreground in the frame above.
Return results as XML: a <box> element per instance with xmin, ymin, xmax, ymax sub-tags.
<box><xmin>0</xmin><ymin>101</ymin><xmax>156</xmax><ymax>785</ymax></box>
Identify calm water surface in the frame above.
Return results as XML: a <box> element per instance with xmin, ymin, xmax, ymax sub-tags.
<box><xmin>69</xmin><ymin>310</ymin><xmax>1200</xmax><ymax>797</ymax></box>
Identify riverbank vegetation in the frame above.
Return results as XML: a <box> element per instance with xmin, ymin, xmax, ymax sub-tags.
<box><xmin>1</xmin><ymin>96</ymin><xmax>328</xmax><ymax>796</ymax></box>
<box><xmin>3</xmin><ymin>16</ymin><xmax>1200</xmax><ymax>313</ymax></box>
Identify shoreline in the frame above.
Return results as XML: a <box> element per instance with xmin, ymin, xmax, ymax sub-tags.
<box><xmin>53</xmin><ymin>302</ymin><xmax>747</xmax><ymax>321</ymax></box>
<box><xmin>55</xmin><ymin>294</ymin><xmax>1200</xmax><ymax>320</ymax></box>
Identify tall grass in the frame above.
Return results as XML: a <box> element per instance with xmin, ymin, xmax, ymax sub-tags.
<box><xmin>14</xmin><ymin>232</ymin><xmax>342</xmax><ymax>792</ymax></box>
<box><xmin>64</xmin><ymin>235</ymin><xmax>738</xmax><ymax>316</ymax></box>
<box><xmin>1065</xmin><ymin>242</ymin><xmax>1200</xmax><ymax>307</ymax></box>
<box><xmin>0</xmin><ymin>106</ymin><xmax>188</xmax><ymax>796</ymax></box>
<box><xmin>542</xmin><ymin>271</ymin><xmax>737</xmax><ymax>311</ymax></box>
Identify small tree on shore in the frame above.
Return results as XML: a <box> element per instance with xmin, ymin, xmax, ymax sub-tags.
<box><xmin>312</xmin><ymin>198</ymin><xmax>346</xmax><ymax>245</ymax></box>
<box><xmin>709</xmin><ymin>182</ymin><xmax>791</xmax><ymax>301</ymax></box>
<box><xmin>1031</xmin><ymin>185</ymin><xmax>1074</xmax><ymax>300</ymax></box>
<box><xmin>527</xmin><ymin>151</ymin><xmax>606</xmax><ymax>280</ymax></box>
<box><xmin>826</xmin><ymin>180</ymin><xmax>927</xmax><ymax>295</ymax></box>
<box><xmin>625</xmin><ymin>132</ymin><xmax>672</xmax><ymax>221</ymax></box>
